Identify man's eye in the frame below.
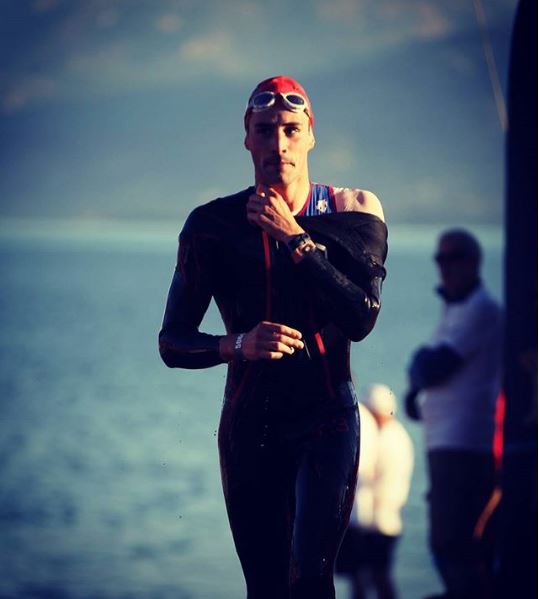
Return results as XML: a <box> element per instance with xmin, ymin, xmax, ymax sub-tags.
<box><xmin>285</xmin><ymin>127</ymin><xmax>300</xmax><ymax>135</ymax></box>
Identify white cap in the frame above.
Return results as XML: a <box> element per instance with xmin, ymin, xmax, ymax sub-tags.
<box><xmin>361</xmin><ymin>384</ymin><xmax>397</xmax><ymax>417</ymax></box>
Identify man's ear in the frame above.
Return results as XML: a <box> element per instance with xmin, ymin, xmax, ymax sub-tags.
<box><xmin>309</xmin><ymin>129</ymin><xmax>316</xmax><ymax>150</ymax></box>
<box><xmin>244</xmin><ymin>132</ymin><xmax>251</xmax><ymax>151</ymax></box>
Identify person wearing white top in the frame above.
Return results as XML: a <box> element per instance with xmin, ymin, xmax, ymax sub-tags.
<box><xmin>337</xmin><ymin>384</ymin><xmax>414</xmax><ymax>599</ymax></box>
<box><xmin>404</xmin><ymin>229</ymin><xmax>503</xmax><ymax>599</ymax></box>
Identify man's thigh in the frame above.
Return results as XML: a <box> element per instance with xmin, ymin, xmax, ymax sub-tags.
<box><xmin>221</xmin><ymin>440</ymin><xmax>296</xmax><ymax>594</ymax></box>
<box><xmin>292</xmin><ymin>407</ymin><xmax>360</xmax><ymax>577</ymax></box>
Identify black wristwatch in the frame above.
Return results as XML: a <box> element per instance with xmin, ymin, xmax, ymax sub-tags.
<box><xmin>287</xmin><ymin>232</ymin><xmax>312</xmax><ymax>252</ymax></box>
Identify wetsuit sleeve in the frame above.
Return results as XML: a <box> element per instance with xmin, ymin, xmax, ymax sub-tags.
<box><xmin>407</xmin><ymin>344</ymin><xmax>464</xmax><ymax>389</ymax></box>
<box><xmin>158</xmin><ymin>225</ymin><xmax>225</xmax><ymax>369</ymax></box>
<box><xmin>295</xmin><ymin>248</ymin><xmax>383</xmax><ymax>342</ymax></box>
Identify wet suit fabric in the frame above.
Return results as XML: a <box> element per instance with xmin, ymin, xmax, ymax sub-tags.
<box><xmin>159</xmin><ymin>184</ymin><xmax>388</xmax><ymax>599</ymax></box>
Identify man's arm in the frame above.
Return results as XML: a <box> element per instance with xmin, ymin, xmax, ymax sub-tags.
<box><xmin>293</xmin><ymin>248</ymin><xmax>383</xmax><ymax>341</ymax></box>
<box><xmin>403</xmin><ymin>344</ymin><xmax>464</xmax><ymax>420</ymax></box>
<box><xmin>159</xmin><ymin>212</ymin><xmax>306</xmax><ymax>368</ymax></box>
<box><xmin>294</xmin><ymin>189</ymin><xmax>385</xmax><ymax>341</ymax></box>
<box><xmin>408</xmin><ymin>344</ymin><xmax>464</xmax><ymax>389</ymax></box>
<box><xmin>404</xmin><ymin>387</ymin><xmax>422</xmax><ymax>421</ymax></box>
<box><xmin>158</xmin><ymin>228</ymin><xmax>225</xmax><ymax>369</ymax></box>
<box><xmin>247</xmin><ymin>186</ymin><xmax>386</xmax><ymax>342</ymax></box>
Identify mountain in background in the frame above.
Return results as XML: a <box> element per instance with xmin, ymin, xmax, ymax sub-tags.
<box><xmin>0</xmin><ymin>4</ymin><xmax>513</xmax><ymax>225</ymax></box>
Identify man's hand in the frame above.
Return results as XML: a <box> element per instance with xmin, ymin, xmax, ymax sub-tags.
<box><xmin>246</xmin><ymin>185</ymin><xmax>304</xmax><ymax>243</ymax></box>
<box><xmin>219</xmin><ymin>321</ymin><xmax>304</xmax><ymax>361</ymax></box>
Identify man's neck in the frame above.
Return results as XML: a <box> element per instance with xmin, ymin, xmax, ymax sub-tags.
<box><xmin>438</xmin><ymin>278</ymin><xmax>481</xmax><ymax>303</ymax></box>
<box><xmin>259</xmin><ymin>177</ymin><xmax>311</xmax><ymax>214</ymax></box>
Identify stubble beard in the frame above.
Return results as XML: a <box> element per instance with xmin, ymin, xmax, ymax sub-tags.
<box><xmin>261</xmin><ymin>164</ymin><xmax>296</xmax><ymax>187</ymax></box>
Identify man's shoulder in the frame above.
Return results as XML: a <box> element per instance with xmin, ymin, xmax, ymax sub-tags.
<box><xmin>192</xmin><ymin>187</ymin><xmax>252</xmax><ymax>217</ymax></box>
<box><xmin>466</xmin><ymin>285</ymin><xmax>503</xmax><ymax>318</ymax></box>
<box><xmin>332</xmin><ymin>187</ymin><xmax>385</xmax><ymax>222</ymax></box>
<box><xmin>443</xmin><ymin>285</ymin><xmax>503</xmax><ymax>343</ymax></box>
<box><xmin>182</xmin><ymin>187</ymin><xmax>253</xmax><ymax>234</ymax></box>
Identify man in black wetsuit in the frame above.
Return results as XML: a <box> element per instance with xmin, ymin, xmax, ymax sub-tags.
<box><xmin>159</xmin><ymin>76</ymin><xmax>388</xmax><ymax>599</ymax></box>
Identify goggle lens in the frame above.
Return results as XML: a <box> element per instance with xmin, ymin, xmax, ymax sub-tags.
<box><xmin>251</xmin><ymin>92</ymin><xmax>275</xmax><ymax>108</ymax></box>
<box><xmin>284</xmin><ymin>93</ymin><xmax>306</xmax><ymax>107</ymax></box>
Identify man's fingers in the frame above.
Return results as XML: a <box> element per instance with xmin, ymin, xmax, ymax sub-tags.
<box><xmin>259</xmin><ymin>351</ymin><xmax>284</xmax><ymax>360</ymax></box>
<box><xmin>262</xmin><ymin>333</ymin><xmax>303</xmax><ymax>350</ymax></box>
<box><xmin>246</xmin><ymin>212</ymin><xmax>259</xmax><ymax>225</ymax></box>
<box><xmin>257</xmin><ymin>184</ymin><xmax>281</xmax><ymax>201</ymax></box>
<box><xmin>261</xmin><ymin>321</ymin><xmax>303</xmax><ymax>339</ymax></box>
<box><xmin>247</xmin><ymin>197</ymin><xmax>271</xmax><ymax>218</ymax></box>
<box><xmin>257</xmin><ymin>323</ymin><xmax>304</xmax><ymax>350</ymax></box>
<box><xmin>248</xmin><ymin>193</ymin><xmax>269</xmax><ymax>206</ymax></box>
<box><xmin>283</xmin><ymin>336</ymin><xmax>304</xmax><ymax>350</ymax></box>
<box><xmin>246</xmin><ymin>201</ymin><xmax>262</xmax><ymax>212</ymax></box>
<box><xmin>267</xmin><ymin>341</ymin><xmax>295</xmax><ymax>354</ymax></box>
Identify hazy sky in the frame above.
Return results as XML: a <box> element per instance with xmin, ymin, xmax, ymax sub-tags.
<box><xmin>1</xmin><ymin>0</ymin><xmax>518</xmax><ymax>224</ymax></box>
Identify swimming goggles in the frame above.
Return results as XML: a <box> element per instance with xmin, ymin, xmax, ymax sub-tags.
<box><xmin>247</xmin><ymin>91</ymin><xmax>309</xmax><ymax>113</ymax></box>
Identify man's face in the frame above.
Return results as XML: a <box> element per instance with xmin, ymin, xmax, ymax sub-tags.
<box><xmin>435</xmin><ymin>237</ymin><xmax>479</xmax><ymax>297</ymax></box>
<box><xmin>244</xmin><ymin>105</ymin><xmax>314</xmax><ymax>186</ymax></box>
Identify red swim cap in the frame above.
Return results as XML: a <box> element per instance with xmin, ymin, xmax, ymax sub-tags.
<box><xmin>244</xmin><ymin>75</ymin><xmax>314</xmax><ymax>128</ymax></box>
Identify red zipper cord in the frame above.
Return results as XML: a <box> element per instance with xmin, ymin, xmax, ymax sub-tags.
<box><xmin>262</xmin><ymin>231</ymin><xmax>334</xmax><ymax>400</ymax></box>
<box><xmin>261</xmin><ymin>231</ymin><xmax>273</xmax><ymax>320</ymax></box>
<box><xmin>314</xmin><ymin>331</ymin><xmax>336</xmax><ymax>400</ymax></box>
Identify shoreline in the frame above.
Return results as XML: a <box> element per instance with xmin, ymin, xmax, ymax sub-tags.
<box><xmin>0</xmin><ymin>217</ymin><xmax>504</xmax><ymax>250</ymax></box>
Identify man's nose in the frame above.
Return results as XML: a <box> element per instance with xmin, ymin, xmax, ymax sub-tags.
<box><xmin>270</xmin><ymin>130</ymin><xmax>288</xmax><ymax>154</ymax></box>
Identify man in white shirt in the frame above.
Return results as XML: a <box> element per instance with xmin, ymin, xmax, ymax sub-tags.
<box><xmin>404</xmin><ymin>229</ymin><xmax>503</xmax><ymax>599</ymax></box>
<box><xmin>337</xmin><ymin>384</ymin><xmax>414</xmax><ymax>599</ymax></box>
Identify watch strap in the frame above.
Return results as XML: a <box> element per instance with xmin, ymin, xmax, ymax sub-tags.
<box><xmin>287</xmin><ymin>233</ymin><xmax>312</xmax><ymax>252</ymax></box>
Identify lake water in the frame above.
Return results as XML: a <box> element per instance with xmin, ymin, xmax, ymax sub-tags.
<box><xmin>0</xmin><ymin>221</ymin><xmax>503</xmax><ymax>599</ymax></box>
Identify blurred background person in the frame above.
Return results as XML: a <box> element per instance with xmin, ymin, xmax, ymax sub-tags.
<box><xmin>337</xmin><ymin>384</ymin><xmax>414</xmax><ymax>599</ymax></box>
<box><xmin>404</xmin><ymin>229</ymin><xmax>504</xmax><ymax>599</ymax></box>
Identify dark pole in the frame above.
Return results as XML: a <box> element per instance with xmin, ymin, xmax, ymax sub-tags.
<box><xmin>497</xmin><ymin>0</ymin><xmax>538</xmax><ymax>596</ymax></box>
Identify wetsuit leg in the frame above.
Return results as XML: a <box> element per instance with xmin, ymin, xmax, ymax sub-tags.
<box><xmin>219</xmin><ymin>397</ymin><xmax>296</xmax><ymax>599</ymax></box>
<box><xmin>290</xmin><ymin>405</ymin><xmax>360</xmax><ymax>599</ymax></box>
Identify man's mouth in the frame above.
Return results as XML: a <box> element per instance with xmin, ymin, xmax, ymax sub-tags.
<box><xmin>265</xmin><ymin>159</ymin><xmax>294</xmax><ymax>167</ymax></box>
